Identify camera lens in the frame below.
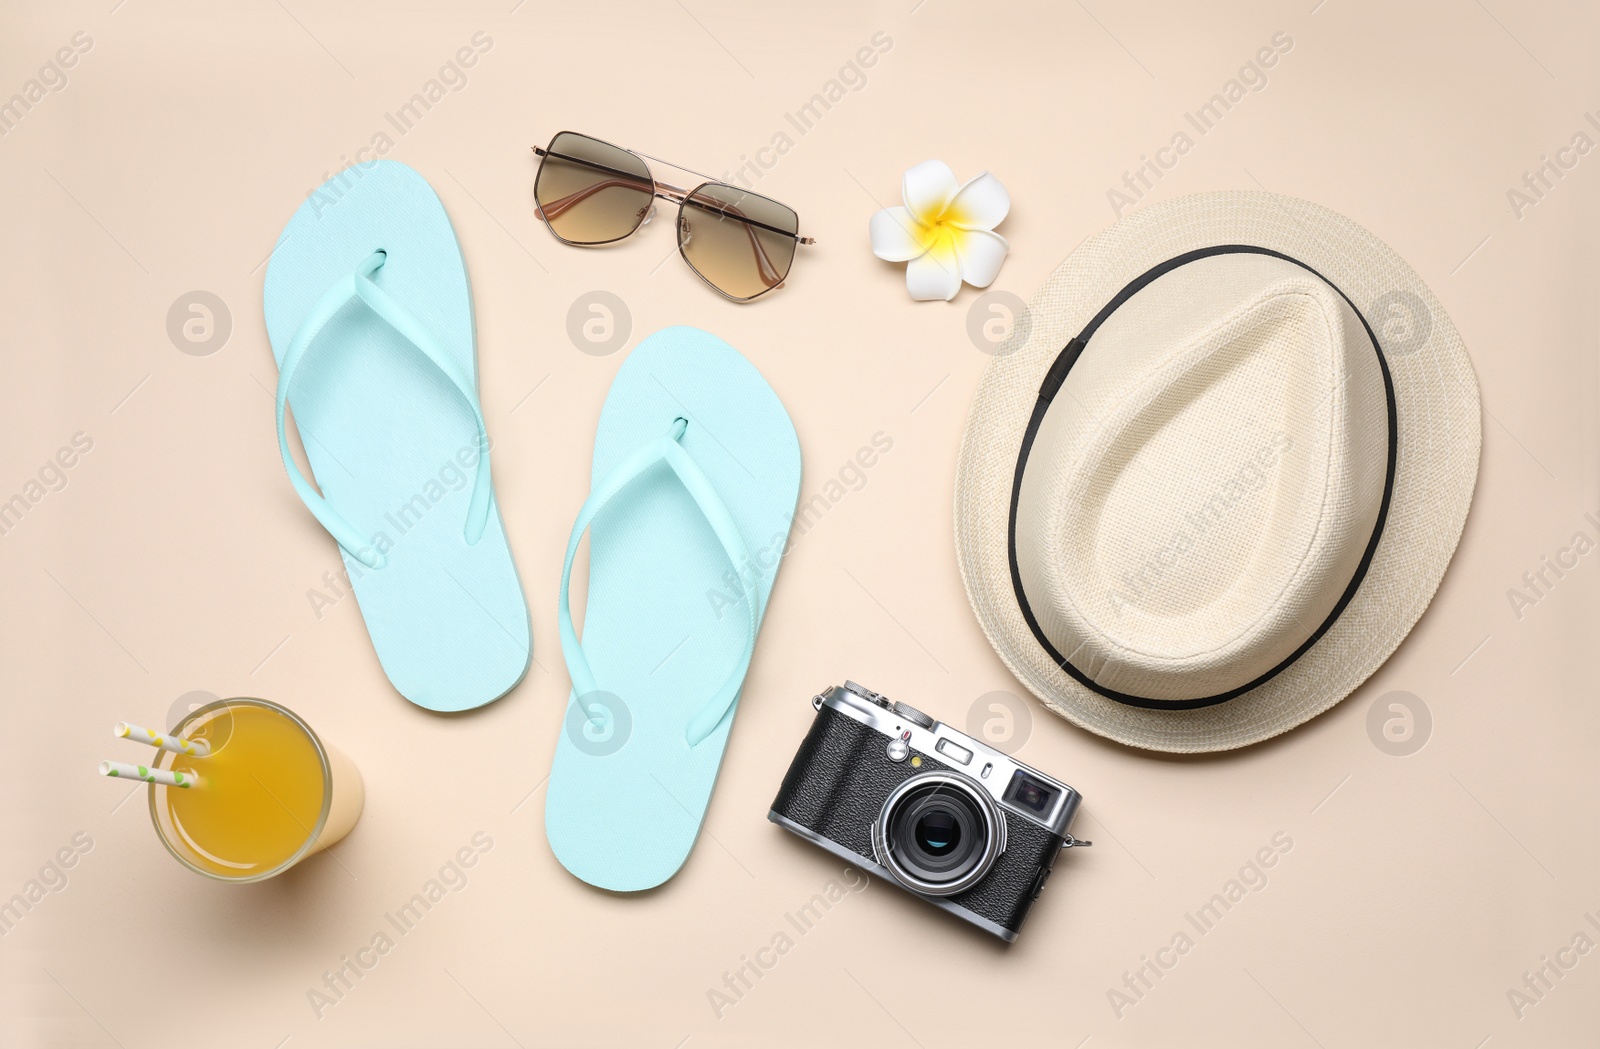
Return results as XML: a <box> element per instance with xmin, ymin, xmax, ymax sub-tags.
<box><xmin>899</xmin><ymin>797</ymin><xmax>977</xmax><ymax>875</ymax></box>
<box><xmin>915</xmin><ymin>811</ymin><xmax>959</xmax><ymax>855</ymax></box>
<box><xmin>874</xmin><ymin>773</ymin><xmax>1005</xmax><ymax>897</ymax></box>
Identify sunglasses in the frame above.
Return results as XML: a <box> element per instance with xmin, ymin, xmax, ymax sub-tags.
<box><xmin>532</xmin><ymin>131</ymin><xmax>814</xmax><ymax>302</ymax></box>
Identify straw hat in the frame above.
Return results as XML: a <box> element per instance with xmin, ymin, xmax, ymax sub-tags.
<box><xmin>954</xmin><ymin>191</ymin><xmax>1480</xmax><ymax>753</ymax></box>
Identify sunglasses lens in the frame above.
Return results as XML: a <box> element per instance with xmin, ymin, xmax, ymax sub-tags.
<box><xmin>535</xmin><ymin>132</ymin><xmax>654</xmax><ymax>245</ymax></box>
<box><xmin>678</xmin><ymin>183</ymin><xmax>799</xmax><ymax>301</ymax></box>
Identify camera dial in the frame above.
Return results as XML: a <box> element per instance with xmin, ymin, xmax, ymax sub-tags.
<box><xmin>891</xmin><ymin>700</ymin><xmax>935</xmax><ymax>729</ymax></box>
<box><xmin>843</xmin><ymin>680</ymin><xmax>891</xmax><ymax>707</ymax></box>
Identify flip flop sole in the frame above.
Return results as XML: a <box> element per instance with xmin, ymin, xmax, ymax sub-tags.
<box><xmin>546</xmin><ymin>326</ymin><xmax>801</xmax><ymax>891</ymax></box>
<box><xmin>263</xmin><ymin>160</ymin><xmax>531</xmax><ymax>711</ymax></box>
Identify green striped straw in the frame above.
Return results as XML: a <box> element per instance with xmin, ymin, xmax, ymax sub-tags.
<box><xmin>114</xmin><ymin>721</ymin><xmax>211</xmax><ymax>758</ymax></box>
<box><xmin>98</xmin><ymin>760</ymin><xmax>197</xmax><ymax>788</ymax></box>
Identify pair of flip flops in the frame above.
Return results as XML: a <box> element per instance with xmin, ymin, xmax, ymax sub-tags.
<box><xmin>264</xmin><ymin>160</ymin><xmax>801</xmax><ymax>890</ymax></box>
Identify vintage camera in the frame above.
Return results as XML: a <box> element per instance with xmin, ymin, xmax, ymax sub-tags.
<box><xmin>768</xmin><ymin>682</ymin><xmax>1088</xmax><ymax>942</ymax></box>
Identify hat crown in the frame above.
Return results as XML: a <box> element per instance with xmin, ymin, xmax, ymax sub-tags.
<box><xmin>1015</xmin><ymin>253</ymin><xmax>1389</xmax><ymax>702</ymax></box>
<box><xmin>957</xmin><ymin>191</ymin><xmax>1481</xmax><ymax>750</ymax></box>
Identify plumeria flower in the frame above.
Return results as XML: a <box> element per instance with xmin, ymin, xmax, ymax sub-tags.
<box><xmin>869</xmin><ymin>160</ymin><xmax>1010</xmax><ymax>301</ymax></box>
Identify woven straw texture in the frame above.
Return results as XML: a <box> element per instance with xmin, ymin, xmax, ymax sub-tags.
<box><xmin>954</xmin><ymin>191</ymin><xmax>1481</xmax><ymax>753</ymax></box>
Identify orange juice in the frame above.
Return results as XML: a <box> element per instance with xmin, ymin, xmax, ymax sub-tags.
<box><xmin>149</xmin><ymin>698</ymin><xmax>363</xmax><ymax>881</ymax></box>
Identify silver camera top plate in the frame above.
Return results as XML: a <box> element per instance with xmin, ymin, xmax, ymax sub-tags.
<box><xmin>816</xmin><ymin>682</ymin><xmax>1083</xmax><ymax>839</ymax></box>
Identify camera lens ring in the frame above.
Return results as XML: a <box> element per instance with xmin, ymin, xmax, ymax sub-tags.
<box><xmin>872</xmin><ymin>771</ymin><xmax>1007</xmax><ymax>897</ymax></box>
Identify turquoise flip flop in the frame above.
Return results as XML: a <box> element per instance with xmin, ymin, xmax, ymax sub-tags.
<box><xmin>263</xmin><ymin>160</ymin><xmax>531</xmax><ymax>712</ymax></box>
<box><xmin>545</xmin><ymin>326</ymin><xmax>801</xmax><ymax>891</ymax></box>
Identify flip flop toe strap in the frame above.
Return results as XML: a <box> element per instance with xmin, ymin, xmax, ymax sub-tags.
<box><xmin>558</xmin><ymin>417</ymin><xmax>763</xmax><ymax>748</ymax></box>
<box><xmin>275</xmin><ymin>250</ymin><xmax>492</xmax><ymax>570</ymax></box>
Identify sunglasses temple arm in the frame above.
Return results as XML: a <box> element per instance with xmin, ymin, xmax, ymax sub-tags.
<box><xmin>534</xmin><ymin>177</ymin><xmax>652</xmax><ymax>222</ymax></box>
<box><xmin>672</xmin><ymin>196</ymin><xmax>778</xmax><ymax>286</ymax></box>
<box><xmin>682</xmin><ymin>196</ymin><xmax>788</xmax><ymax>289</ymax></box>
<box><xmin>539</xmin><ymin>186</ymin><xmax>791</xmax><ymax>290</ymax></box>
<box><xmin>748</xmin><ymin>216</ymin><xmax>783</xmax><ymax>288</ymax></box>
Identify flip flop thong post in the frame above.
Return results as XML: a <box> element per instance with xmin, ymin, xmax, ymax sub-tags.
<box><xmin>546</xmin><ymin>327</ymin><xmax>801</xmax><ymax>891</ymax></box>
<box><xmin>263</xmin><ymin>160</ymin><xmax>531</xmax><ymax>712</ymax></box>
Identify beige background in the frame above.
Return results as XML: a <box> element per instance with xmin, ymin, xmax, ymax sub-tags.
<box><xmin>3</xmin><ymin>0</ymin><xmax>1597</xmax><ymax>1046</ymax></box>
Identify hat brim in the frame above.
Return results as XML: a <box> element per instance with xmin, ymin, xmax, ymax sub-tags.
<box><xmin>954</xmin><ymin>191</ymin><xmax>1481</xmax><ymax>753</ymax></box>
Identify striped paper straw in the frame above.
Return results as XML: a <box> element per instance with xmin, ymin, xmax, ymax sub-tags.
<box><xmin>114</xmin><ymin>721</ymin><xmax>211</xmax><ymax>758</ymax></box>
<box><xmin>98</xmin><ymin>760</ymin><xmax>197</xmax><ymax>788</ymax></box>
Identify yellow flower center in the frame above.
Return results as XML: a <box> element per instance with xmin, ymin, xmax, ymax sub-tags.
<box><xmin>913</xmin><ymin>201</ymin><xmax>972</xmax><ymax>263</ymax></box>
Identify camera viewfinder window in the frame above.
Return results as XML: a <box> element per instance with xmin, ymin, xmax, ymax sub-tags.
<box><xmin>1003</xmin><ymin>771</ymin><xmax>1058</xmax><ymax>817</ymax></box>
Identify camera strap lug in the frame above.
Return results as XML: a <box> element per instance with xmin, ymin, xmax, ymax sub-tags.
<box><xmin>1062</xmin><ymin>834</ymin><xmax>1092</xmax><ymax>848</ymax></box>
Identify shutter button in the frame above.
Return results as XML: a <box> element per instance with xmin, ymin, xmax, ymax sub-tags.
<box><xmin>885</xmin><ymin>730</ymin><xmax>911</xmax><ymax>762</ymax></box>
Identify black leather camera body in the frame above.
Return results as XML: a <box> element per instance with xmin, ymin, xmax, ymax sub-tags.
<box><xmin>768</xmin><ymin>682</ymin><xmax>1089</xmax><ymax>942</ymax></box>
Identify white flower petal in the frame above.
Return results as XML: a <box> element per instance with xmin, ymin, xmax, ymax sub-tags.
<box><xmin>946</xmin><ymin>172</ymin><xmax>1010</xmax><ymax>231</ymax></box>
<box><xmin>906</xmin><ymin>233</ymin><xmax>962</xmax><ymax>301</ymax></box>
<box><xmin>954</xmin><ymin>228</ymin><xmax>1009</xmax><ymax>288</ymax></box>
<box><xmin>870</xmin><ymin>206</ymin><xmax>929</xmax><ymax>263</ymax></box>
<box><xmin>901</xmin><ymin>160</ymin><xmax>960</xmax><ymax>224</ymax></box>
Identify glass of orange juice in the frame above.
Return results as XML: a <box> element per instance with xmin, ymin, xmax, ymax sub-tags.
<box><xmin>147</xmin><ymin>697</ymin><xmax>363</xmax><ymax>882</ymax></box>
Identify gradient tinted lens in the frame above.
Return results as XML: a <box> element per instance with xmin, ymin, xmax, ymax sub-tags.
<box><xmin>535</xmin><ymin>132</ymin><xmax>654</xmax><ymax>245</ymax></box>
<box><xmin>678</xmin><ymin>183</ymin><xmax>798</xmax><ymax>300</ymax></box>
